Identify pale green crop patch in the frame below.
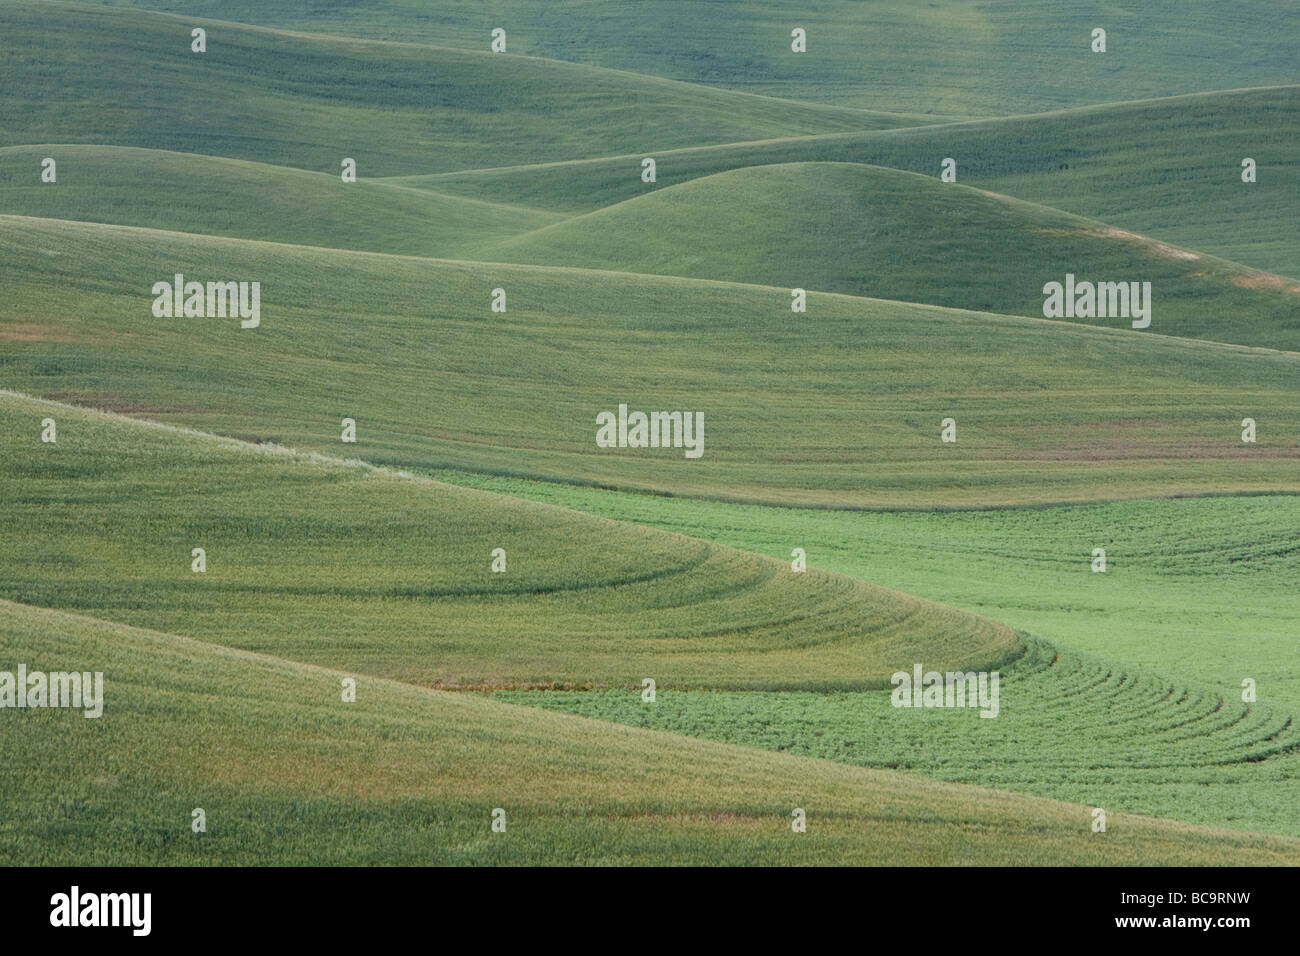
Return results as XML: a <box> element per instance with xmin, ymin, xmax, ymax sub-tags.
<box><xmin>498</xmin><ymin>637</ymin><xmax>1300</xmax><ymax>838</ymax></box>
<box><xmin>5</xmin><ymin>599</ymin><xmax>1298</xmax><ymax>865</ymax></box>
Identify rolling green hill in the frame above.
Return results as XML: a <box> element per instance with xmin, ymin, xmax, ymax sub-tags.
<box><xmin>9</xmin><ymin>599</ymin><xmax>1294</xmax><ymax>865</ymax></box>
<box><xmin>9</xmin><ymin>0</ymin><xmax>1300</xmax><ymax>870</ymax></box>
<box><xmin>435</xmin><ymin>469</ymin><xmax>1300</xmax><ymax>838</ymax></box>
<box><xmin>0</xmin><ymin>146</ymin><xmax>563</xmax><ymax>257</ymax></box>
<box><xmin>22</xmin><ymin>145</ymin><xmax>1294</xmax><ymax>344</ymax></box>
<box><xmin>0</xmin><ymin>2</ymin><xmax>903</xmax><ymax>178</ymax></box>
<box><xmin>458</xmin><ymin>478</ymin><xmax>1300</xmax><ymax>710</ymax></box>
<box><xmin>3</xmin><ymin>215</ymin><xmax>1299</xmax><ymax>509</ymax></box>
<box><xmin>0</xmin><ymin>391</ymin><xmax>1017</xmax><ymax>690</ymax></box>
<box><xmin>5</xmin><ymin>390</ymin><xmax>1296</xmax><ymax>841</ymax></box>
<box><xmin>41</xmin><ymin>0</ymin><xmax>1300</xmax><ymax>117</ymax></box>
<box><xmin>483</xmin><ymin>161</ymin><xmax>1300</xmax><ymax>347</ymax></box>
<box><xmin>503</xmin><ymin>636</ymin><xmax>1300</xmax><ymax>838</ymax></box>
<box><xmin>6</xmin><ymin>359</ymin><xmax>1299</xmax><ymax>847</ymax></box>
<box><xmin>398</xmin><ymin>86</ymin><xmax>1300</xmax><ymax>277</ymax></box>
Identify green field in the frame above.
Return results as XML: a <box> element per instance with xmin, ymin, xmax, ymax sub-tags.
<box><xmin>441</xmin><ymin>474</ymin><xmax>1300</xmax><ymax>711</ymax></box>
<box><xmin>483</xmin><ymin>161</ymin><xmax>1300</xmax><ymax>347</ymax></box>
<box><xmin>10</xmin><ymin>600</ymin><xmax>1296</xmax><ymax>865</ymax></box>
<box><xmin>3</xmin><ymin>0</ymin><xmax>1298</xmax><ymax>866</ymax></box>
<box><xmin>397</xmin><ymin>86</ymin><xmax>1300</xmax><ymax>277</ymax></box>
<box><xmin>0</xmin><ymin>2</ymin><xmax>907</xmax><ymax>177</ymax></box>
<box><xmin>498</xmin><ymin>636</ymin><xmax>1300</xmax><ymax>838</ymax></box>
<box><xmin>3</xmin><ymin>216</ymin><xmax>1298</xmax><ymax>510</ymax></box>
<box><xmin>40</xmin><ymin>1</ymin><xmax>1300</xmax><ymax>117</ymax></box>
<box><xmin>0</xmin><ymin>391</ymin><xmax>1017</xmax><ymax>690</ymax></box>
<box><xmin>0</xmin><ymin>145</ymin><xmax>566</xmax><ymax>257</ymax></box>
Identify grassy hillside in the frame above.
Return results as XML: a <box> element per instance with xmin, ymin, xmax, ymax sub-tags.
<box><xmin>484</xmin><ymin>162</ymin><xmax>1300</xmax><ymax>347</ymax></box>
<box><xmin>41</xmin><ymin>0</ymin><xmax>1300</xmax><ymax>117</ymax></box>
<box><xmin>0</xmin><ymin>391</ymin><xmax>1016</xmax><ymax>690</ymax></box>
<box><xmin>3</xmin><ymin>215</ymin><xmax>1299</xmax><ymax>509</ymax></box>
<box><xmin>469</xmin><ymin>482</ymin><xmax>1300</xmax><ymax>707</ymax></box>
<box><xmin>502</xmin><ymin>637</ymin><xmax>1300</xmax><ymax>838</ymax></box>
<box><xmin>8</xmin><ymin>600</ymin><xmax>1294</xmax><ymax>865</ymax></box>
<box><xmin>0</xmin><ymin>146</ymin><xmax>563</xmax><ymax>257</ymax></box>
<box><xmin>0</xmin><ymin>2</ymin><xmax>899</xmax><ymax>178</ymax></box>
<box><xmin>10</xmin><ymin>0</ymin><xmax>1299</xmax><ymax>870</ymax></box>
<box><xmin>399</xmin><ymin>87</ymin><xmax>1300</xmax><ymax>277</ymax></box>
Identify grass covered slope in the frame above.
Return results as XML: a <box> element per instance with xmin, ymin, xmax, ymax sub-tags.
<box><xmin>7</xmin><ymin>601</ymin><xmax>1293</xmax><ymax>865</ymax></box>
<box><xmin>462</xmin><ymin>480</ymin><xmax>1300</xmax><ymax>711</ymax></box>
<box><xmin>0</xmin><ymin>391</ymin><xmax>1017</xmax><ymax>690</ymax></box>
<box><xmin>0</xmin><ymin>2</ymin><xmax>895</xmax><ymax>179</ymax></box>
<box><xmin>502</xmin><ymin>637</ymin><xmax>1300</xmax><ymax>838</ymax></box>
<box><xmin>403</xmin><ymin>86</ymin><xmax>1299</xmax><ymax>277</ymax></box>
<box><xmin>9</xmin><ymin>0</ymin><xmax>1298</xmax><ymax>870</ymax></box>
<box><xmin>3</xmin><ymin>215</ymin><xmax>1299</xmax><ymax>508</ymax></box>
<box><xmin>0</xmin><ymin>146</ymin><xmax>564</xmax><ymax>257</ymax></box>
<box><xmin>39</xmin><ymin>0</ymin><xmax>1300</xmax><ymax>117</ymax></box>
<box><xmin>484</xmin><ymin>162</ymin><xmax>1300</xmax><ymax>347</ymax></box>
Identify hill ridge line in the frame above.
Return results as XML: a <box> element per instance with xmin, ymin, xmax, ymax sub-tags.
<box><xmin>380</xmin><ymin>85</ymin><xmax>1300</xmax><ymax>181</ymax></box>
<box><xmin>7</xmin><ymin>213</ymin><xmax>1298</xmax><ymax>359</ymax></box>
<box><xmin>33</xmin><ymin>0</ymin><xmax>929</xmax><ymax>126</ymax></box>
<box><xmin>481</xmin><ymin>159</ymin><xmax>1226</xmax><ymax>252</ymax></box>
<box><xmin>0</xmin><ymin>144</ymin><xmax>566</xmax><ymax>219</ymax></box>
